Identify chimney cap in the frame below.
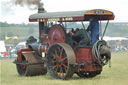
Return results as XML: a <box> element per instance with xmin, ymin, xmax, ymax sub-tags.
<box><xmin>38</xmin><ymin>8</ymin><xmax>45</xmax><ymax>13</ymax></box>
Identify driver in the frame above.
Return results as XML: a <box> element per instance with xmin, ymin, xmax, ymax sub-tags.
<box><xmin>86</xmin><ymin>18</ymin><xmax>99</xmax><ymax>46</ymax></box>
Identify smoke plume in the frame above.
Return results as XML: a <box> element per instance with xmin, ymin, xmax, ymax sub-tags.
<box><xmin>1</xmin><ymin>0</ymin><xmax>44</xmax><ymax>16</ymax></box>
<box><xmin>15</xmin><ymin>0</ymin><xmax>44</xmax><ymax>9</ymax></box>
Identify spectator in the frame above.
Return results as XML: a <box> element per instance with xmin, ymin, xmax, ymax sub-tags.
<box><xmin>3</xmin><ymin>52</ymin><xmax>8</xmax><ymax>58</ymax></box>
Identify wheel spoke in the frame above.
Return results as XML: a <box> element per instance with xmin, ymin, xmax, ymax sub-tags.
<box><xmin>55</xmin><ymin>49</ymin><xmax>58</xmax><ymax>57</ymax></box>
<box><xmin>60</xmin><ymin>48</ymin><xmax>64</xmax><ymax>57</ymax></box>
<box><xmin>51</xmin><ymin>60</ymin><xmax>56</xmax><ymax>63</ymax></box>
<box><xmin>54</xmin><ymin>65</ymin><xmax>59</xmax><ymax>73</ymax></box>
<box><xmin>62</xmin><ymin>64</ymin><xmax>67</xmax><ymax>72</ymax></box>
<box><xmin>61</xmin><ymin>67</ymin><xmax>65</xmax><ymax>78</ymax></box>
<box><xmin>57</xmin><ymin>46</ymin><xmax>61</xmax><ymax>52</ymax></box>
<box><xmin>52</xmin><ymin>65</ymin><xmax>58</xmax><ymax>69</ymax></box>
<box><xmin>62</xmin><ymin>57</ymin><xmax>67</xmax><ymax>62</ymax></box>
<box><xmin>59</xmin><ymin>67</ymin><xmax>64</xmax><ymax>78</ymax></box>
<box><xmin>52</xmin><ymin>54</ymin><xmax>56</xmax><ymax>58</ymax></box>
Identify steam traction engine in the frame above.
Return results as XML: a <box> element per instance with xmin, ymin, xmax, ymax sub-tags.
<box><xmin>14</xmin><ymin>9</ymin><xmax>115</xmax><ymax>79</ymax></box>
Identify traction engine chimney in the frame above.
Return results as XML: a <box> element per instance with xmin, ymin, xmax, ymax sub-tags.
<box><xmin>38</xmin><ymin>7</ymin><xmax>45</xmax><ymax>42</ymax></box>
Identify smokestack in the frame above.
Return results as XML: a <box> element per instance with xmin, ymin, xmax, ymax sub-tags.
<box><xmin>38</xmin><ymin>7</ymin><xmax>45</xmax><ymax>13</ymax></box>
<box><xmin>37</xmin><ymin>3</ymin><xmax>45</xmax><ymax>42</ymax></box>
<box><xmin>38</xmin><ymin>2</ymin><xmax>46</xmax><ymax>13</ymax></box>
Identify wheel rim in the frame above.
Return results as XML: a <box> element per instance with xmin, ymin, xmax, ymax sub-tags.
<box><xmin>16</xmin><ymin>62</ymin><xmax>27</xmax><ymax>76</ymax></box>
<box><xmin>47</xmin><ymin>43</ymin><xmax>76</xmax><ymax>79</ymax></box>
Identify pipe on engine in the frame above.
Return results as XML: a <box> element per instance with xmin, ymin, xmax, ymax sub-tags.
<box><xmin>38</xmin><ymin>7</ymin><xmax>45</xmax><ymax>42</ymax></box>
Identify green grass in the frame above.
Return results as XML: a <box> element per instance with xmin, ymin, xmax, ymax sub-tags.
<box><xmin>0</xmin><ymin>52</ymin><xmax>128</xmax><ymax>85</ymax></box>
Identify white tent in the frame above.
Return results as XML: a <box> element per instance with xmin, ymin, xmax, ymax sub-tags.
<box><xmin>0</xmin><ymin>41</ymin><xmax>6</xmax><ymax>52</ymax></box>
<box><xmin>102</xmin><ymin>36</ymin><xmax>128</xmax><ymax>41</ymax></box>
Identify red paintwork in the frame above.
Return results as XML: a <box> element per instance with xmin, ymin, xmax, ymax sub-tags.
<box><xmin>72</xmin><ymin>16</ymin><xmax>85</xmax><ymax>21</ymax></box>
<box><xmin>29</xmin><ymin>15</ymin><xmax>114</xmax><ymax>22</ymax></box>
<box><xmin>39</xmin><ymin>23</ymin><xmax>102</xmax><ymax>72</ymax></box>
<box><xmin>17</xmin><ymin>48</ymin><xmax>32</xmax><ymax>62</ymax></box>
<box><xmin>48</xmin><ymin>24</ymin><xmax>65</xmax><ymax>45</ymax></box>
<box><xmin>76</xmin><ymin>48</ymin><xmax>102</xmax><ymax>72</ymax></box>
<box><xmin>29</xmin><ymin>19</ymin><xmax>38</xmax><ymax>22</ymax></box>
<box><xmin>40</xmin><ymin>24</ymin><xmax>65</xmax><ymax>46</ymax></box>
<box><xmin>29</xmin><ymin>16</ymin><xmax>85</xmax><ymax>22</ymax></box>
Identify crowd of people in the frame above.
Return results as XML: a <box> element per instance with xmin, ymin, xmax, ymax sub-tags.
<box><xmin>107</xmin><ymin>40</ymin><xmax>128</xmax><ymax>52</ymax></box>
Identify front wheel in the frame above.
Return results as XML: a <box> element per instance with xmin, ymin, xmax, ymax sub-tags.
<box><xmin>15</xmin><ymin>50</ymin><xmax>47</xmax><ymax>76</ymax></box>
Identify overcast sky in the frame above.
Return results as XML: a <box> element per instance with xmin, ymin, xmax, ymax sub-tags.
<box><xmin>0</xmin><ymin>0</ymin><xmax>128</xmax><ymax>24</ymax></box>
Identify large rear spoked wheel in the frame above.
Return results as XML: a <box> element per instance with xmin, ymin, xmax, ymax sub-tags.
<box><xmin>77</xmin><ymin>71</ymin><xmax>101</xmax><ymax>78</ymax></box>
<box><xmin>47</xmin><ymin>43</ymin><xmax>76</xmax><ymax>79</ymax></box>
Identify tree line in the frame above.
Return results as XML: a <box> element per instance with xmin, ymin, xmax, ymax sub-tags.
<box><xmin>0</xmin><ymin>21</ymin><xmax>128</xmax><ymax>38</ymax></box>
<box><xmin>0</xmin><ymin>22</ymin><xmax>38</xmax><ymax>27</ymax></box>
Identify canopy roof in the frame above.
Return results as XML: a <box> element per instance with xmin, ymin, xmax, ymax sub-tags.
<box><xmin>29</xmin><ymin>9</ymin><xmax>115</xmax><ymax>22</ymax></box>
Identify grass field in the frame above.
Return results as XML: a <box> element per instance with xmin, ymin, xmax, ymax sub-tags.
<box><xmin>0</xmin><ymin>52</ymin><xmax>128</xmax><ymax>85</ymax></box>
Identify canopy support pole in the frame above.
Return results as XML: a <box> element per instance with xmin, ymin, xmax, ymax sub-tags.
<box><xmin>101</xmin><ymin>20</ymin><xmax>109</xmax><ymax>40</ymax></box>
<box><xmin>81</xmin><ymin>21</ymin><xmax>86</xmax><ymax>30</ymax></box>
